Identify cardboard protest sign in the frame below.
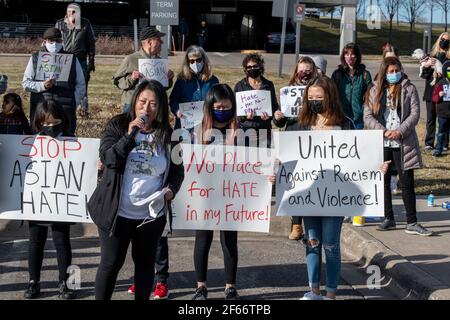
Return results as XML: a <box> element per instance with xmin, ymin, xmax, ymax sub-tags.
<box><xmin>236</xmin><ymin>90</ymin><xmax>272</xmax><ymax>116</ymax></box>
<box><xmin>273</xmin><ymin>130</ymin><xmax>384</xmax><ymax>217</ymax></box>
<box><xmin>179</xmin><ymin>101</ymin><xmax>204</xmax><ymax>129</ymax></box>
<box><xmin>280</xmin><ymin>86</ymin><xmax>305</xmax><ymax>117</ymax></box>
<box><xmin>0</xmin><ymin>134</ymin><xmax>100</xmax><ymax>223</ymax></box>
<box><xmin>172</xmin><ymin>144</ymin><xmax>274</xmax><ymax>232</ymax></box>
<box><xmin>138</xmin><ymin>59</ymin><xmax>169</xmax><ymax>87</ymax></box>
<box><xmin>35</xmin><ymin>52</ymin><xmax>73</xmax><ymax>82</ymax></box>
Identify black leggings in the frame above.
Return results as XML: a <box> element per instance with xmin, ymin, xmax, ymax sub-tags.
<box><xmin>194</xmin><ymin>230</ymin><xmax>238</xmax><ymax>284</ymax></box>
<box><xmin>28</xmin><ymin>222</ymin><xmax>72</xmax><ymax>283</ymax></box>
<box><xmin>95</xmin><ymin>215</ymin><xmax>166</xmax><ymax>300</ymax></box>
<box><xmin>383</xmin><ymin>147</ymin><xmax>417</xmax><ymax>224</ymax></box>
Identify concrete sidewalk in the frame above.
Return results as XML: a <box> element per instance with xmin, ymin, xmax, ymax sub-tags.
<box><xmin>341</xmin><ymin>195</ymin><xmax>450</xmax><ymax>300</ymax></box>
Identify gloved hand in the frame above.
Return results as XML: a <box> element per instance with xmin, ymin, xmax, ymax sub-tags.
<box><xmin>88</xmin><ymin>58</ymin><xmax>95</xmax><ymax>73</ymax></box>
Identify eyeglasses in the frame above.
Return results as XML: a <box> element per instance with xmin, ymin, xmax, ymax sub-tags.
<box><xmin>246</xmin><ymin>65</ymin><xmax>260</xmax><ymax>70</ymax></box>
<box><xmin>188</xmin><ymin>58</ymin><xmax>203</xmax><ymax>64</ymax></box>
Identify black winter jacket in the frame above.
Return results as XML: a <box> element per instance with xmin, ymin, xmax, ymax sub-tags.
<box><xmin>87</xmin><ymin>114</ymin><xmax>184</xmax><ymax>235</ymax></box>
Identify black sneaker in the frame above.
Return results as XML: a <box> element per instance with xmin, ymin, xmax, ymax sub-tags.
<box><xmin>225</xmin><ymin>287</ymin><xmax>241</xmax><ymax>300</ymax></box>
<box><xmin>59</xmin><ymin>280</ymin><xmax>76</xmax><ymax>300</ymax></box>
<box><xmin>376</xmin><ymin>219</ymin><xmax>396</xmax><ymax>231</ymax></box>
<box><xmin>192</xmin><ymin>286</ymin><xmax>207</xmax><ymax>300</ymax></box>
<box><xmin>24</xmin><ymin>280</ymin><xmax>40</xmax><ymax>299</ymax></box>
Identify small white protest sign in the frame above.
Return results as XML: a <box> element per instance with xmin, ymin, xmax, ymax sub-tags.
<box><xmin>139</xmin><ymin>59</ymin><xmax>169</xmax><ymax>87</ymax></box>
<box><xmin>179</xmin><ymin>101</ymin><xmax>204</xmax><ymax>129</ymax></box>
<box><xmin>236</xmin><ymin>90</ymin><xmax>272</xmax><ymax>116</ymax></box>
<box><xmin>280</xmin><ymin>86</ymin><xmax>305</xmax><ymax>117</ymax></box>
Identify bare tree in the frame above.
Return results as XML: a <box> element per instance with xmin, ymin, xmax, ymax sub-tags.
<box><xmin>437</xmin><ymin>0</ymin><xmax>450</xmax><ymax>31</ymax></box>
<box><xmin>402</xmin><ymin>0</ymin><xmax>426</xmax><ymax>32</ymax></box>
<box><xmin>383</xmin><ymin>0</ymin><xmax>399</xmax><ymax>42</ymax></box>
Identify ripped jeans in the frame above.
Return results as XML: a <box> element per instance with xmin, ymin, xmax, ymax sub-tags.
<box><xmin>303</xmin><ymin>216</ymin><xmax>344</xmax><ymax>293</ymax></box>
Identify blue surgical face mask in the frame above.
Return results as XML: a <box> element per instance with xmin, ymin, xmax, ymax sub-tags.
<box><xmin>212</xmin><ymin>109</ymin><xmax>234</xmax><ymax>123</ymax></box>
<box><xmin>45</xmin><ymin>41</ymin><xmax>63</xmax><ymax>53</ymax></box>
<box><xmin>386</xmin><ymin>72</ymin><xmax>402</xmax><ymax>84</ymax></box>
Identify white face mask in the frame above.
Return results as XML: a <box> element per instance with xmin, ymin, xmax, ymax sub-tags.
<box><xmin>45</xmin><ymin>42</ymin><xmax>63</xmax><ymax>53</ymax></box>
<box><xmin>189</xmin><ymin>61</ymin><xmax>204</xmax><ymax>74</ymax></box>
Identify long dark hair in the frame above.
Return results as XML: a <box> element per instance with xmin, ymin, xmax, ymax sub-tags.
<box><xmin>3</xmin><ymin>92</ymin><xmax>32</xmax><ymax>134</ymax></box>
<box><xmin>368</xmin><ymin>56</ymin><xmax>403</xmax><ymax>115</ymax></box>
<box><xmin>201</xmin><ymin>83</ymin><xmax>238</xmax><ymax>144</ymax></box>
<box><xmin>128</xmin><ymin>80</ymin><xmax>171</xmax><ymax>145</ymax></box>
<box><xmin>299</xmin><ymin>76</ymin><xmax>345</xmax><ymax>127</ymax></box>
<box><xmin>32</xmin><ymin>99</ymin><xmax>69</xmax><ymax>134</ymax></box>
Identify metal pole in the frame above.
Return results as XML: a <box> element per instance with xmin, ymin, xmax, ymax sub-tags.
<box><xmin>429</xmin><ymin>2</ymin><xmax>433</xmax><ymax>52</ymax></box>
<box><xmin>157</xmin><ymin>25</ymin><xmax>169</xmax><ymax>59</ymax></box>
<box><xmin>278</xmin><ymin>0</ymin><xmax>288</xmax><ymax>77</ymax></box>
<box><xmin>295</xmin><ymin>21</ymin><xmax>301</xmax><ymax>64</ymax></box>
<box><xmin>133</xmin><ymin>19</ymin><xmax>139</xmax><ymax>52</ymax></box>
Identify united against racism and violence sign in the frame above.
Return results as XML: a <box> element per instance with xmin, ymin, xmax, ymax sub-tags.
<box><xmin>280</xmin><ymin>86</ymin><xmax>305</xmax><ymax>117</ymax></box>
<box><xmin>274</xmin><ymin>130</ymin><xmax>384</xmax><ymax>217</ymax></box>
<box><xmin>139</xmin><ymin>59</ymin><xmax>169</xmax><ymax>87</ymax></box>
<box><xmin>236</xmin><ymin>90</ymin><xmax>272</xmax><ymax>116</ymax></box>
<box><xmin>172</xmin><ymin>144</ymin><xmax>274</xmax><ymax>232</ymax></box>
<box><xmin>35</xmin><ymin>52</ymin><xmax>73</xmax><ymax>82</ymax></box>
<box><xmin>0</xmin><ymin>134</ymin><xmax>100</xmax><ymax>223</ymax></box>
<box><xmin>179</xmin><ymin>101</ymin><xmax>204</xmax><ymax>129</ymax></box>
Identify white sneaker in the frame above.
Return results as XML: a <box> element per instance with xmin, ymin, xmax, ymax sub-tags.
<box><xmin>390</xmin><ymin>176</ymin><xmax>398</xmax><ymax>194</ymax></box>
<box><xmin>300</xmin><ymin>291</ymin><xmax>324</xmax><ymax>300</ymax></box>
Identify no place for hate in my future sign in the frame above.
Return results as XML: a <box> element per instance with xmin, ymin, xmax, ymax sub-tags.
<box><xmin>274</xmin><ymin>130</ymin><xmax>384</xmax><ymax>217</ymax></box>
<box><xmin>0</xmin><ymin>134</ymin><xmax>99</xmax><ymax>223</ymax></box>
<box><xmin>172</xmin><ymin>144</ymin><xmax>274</xmax><ymax>233</ymax></box>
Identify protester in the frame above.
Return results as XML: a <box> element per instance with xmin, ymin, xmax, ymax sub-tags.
<box><xmin>332</xmin><ymin>43</ymin><xmax>372</xmax><ymax>129</ymax></box>
<box><xmin>177</xmin><ymin>17</ymin><xmax>189</xmax><ymax>51</ymax></box>
<box><xmin>87</xmin><ymin>80</ymin><xmax>184</xmax><ymax>300</ymax></box>
<box><xmin>55</xmin><ymin>2</ymin><xmax>95</xmax><ymax>114</ymax></box>
<box><xmin>24</xmin><ymin>99</ymin><xmax>76</xmax><ymax>300</ymax></box>
<box><xmin>421</xmin><ymin>32</ymin><xmax>450</xmax><ymax>152</ymax></box>
<box><xmin>364</xmin><ymin>57</ymin><xmax>433</xmax><ymax>236</ymax></box>
<box><xmin>273</xmin><ymin>55</ymin><xmax>320</xmax><ymax>240</ymax></box>
<box><xmin>22</xmin><ymin>27</ymin><xmax>85</xmax><ymax>136</ymax></box>
<box><xmin>197</xmin><ymin>21</ymin><xmax>208</xmax><ymax>49</ymax></box>
<box><xmin>170</xmin><ymin>45</ymin><xmax>219</xmax><ymax>129</ymax></box>
<box><xmin>234</xmin><ymin>53</ymin><xmax>283</xmax><ymax>148</ymax></box>
<box><xmin>431</xmin><ymin>60</ymin><xmax>450</xmax><ymax>157</ymax></box>
<box><xmin>0</xmin><ymin>93</ymin><xmax>32</xmax><ymax>135</ymax></box>
<box><xmin>190</xmin><ymin>83</ymin><xmax>241</xmax><ymax>300</ymax></box>
<box><xmin>113</xmin><ymin>26</ymin><xmax>174</xmax><ymax>113</ymax></box>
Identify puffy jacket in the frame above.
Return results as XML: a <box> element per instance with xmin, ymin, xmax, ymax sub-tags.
<box><xmin>169</xmin><ymin>74</ymin><xmax>219</xmax><ymax>128</ymax></box>
<box><xmin>331</xmin><ymin>64</ymin><xmax>372</xmax><ymax>127</ymax></box>
<box><xmin>87</xmin><ymin>113</ymin><xmax>184</xmax><ymax>235</ymax></box>
<box><xmin>364</xmin><ymin>78</ymin><xmax>423</xmax><ymax>171</ymax></box>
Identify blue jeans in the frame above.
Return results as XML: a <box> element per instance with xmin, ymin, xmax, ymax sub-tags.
<box><xmin>435</xmin><ymin>117</ymin><xmax>450</xmax><ymax>154</ymax></box>
<box><xmin>303</xmin><ymin>216</ymin><xmax>344</xmax><ymax>292</ymax></box>
<box><xmin>354</xmin><ymin>122</ymin><xmax>364</xmax><ymax>129</ymax></box>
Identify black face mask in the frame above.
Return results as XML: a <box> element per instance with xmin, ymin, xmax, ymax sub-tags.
<box><xmin>246</xmin><ymin>68</ymin><xmax>262</xmax><ymax>79</ymax></box>
<box><xmin>309</xmin><ymin>100</ymin><xmax>324</xmax><ymax>114</ymax></box>
<box><xmin>40</xmin><ymin>123</ymin><xmax>64</xmax><ymax>138</ymax></box>
<box><xmin>440</xmin><ymin>39</ymin><xmax>450</xmax><ymax>50</ymax></box>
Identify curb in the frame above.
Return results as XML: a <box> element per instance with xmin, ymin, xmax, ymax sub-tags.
<box><xmin>341</xmin><ymin>223</ymin><xmax>450</xmax><ymax>300</ymax></box>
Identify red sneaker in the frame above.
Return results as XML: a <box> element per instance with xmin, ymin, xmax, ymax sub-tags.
<box><xmin>127</xmin><ymin>284</ymin><xmax>135</xmax><ymax>294</ymax></box>
<box><xmin>153</xmin><ymin>282</ymin><xmax>169</xmax><ymax>300</ymax></box>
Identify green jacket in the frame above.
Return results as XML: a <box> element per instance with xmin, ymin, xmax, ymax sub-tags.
<box><xmin>331</xmin><ymin>64</ymin><xmax>372</xmax><ymax>127</ymax></box>
<box><xmin>112</xmin><ymin>48</ymin><xmax>172</xmax><ymax>106</ymax></box>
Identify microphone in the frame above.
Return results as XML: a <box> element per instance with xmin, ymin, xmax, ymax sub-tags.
<box><xmin>130</xmin><ymin>114</ymin><xmax>149</xmax><ymax>137</ymax></box>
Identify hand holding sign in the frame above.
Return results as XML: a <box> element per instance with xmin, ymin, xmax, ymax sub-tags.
<box><xmin>179</xmin><ymin>101</ymin><xmax>204</xmax><ymax>129</ymax></box>
<box><xmin>280</xmin><ymin>86</ymin><xmax>305</xmax><ymax>117</ymax></box>
<box><xmin>139</xmin><ymin>59</ymin><xmax>169</xmax><ymax>87</ymax></box>
<box><xmin>35</xmin><ymin>52</ymin><xmax>73</xmax><ymax>82</ymax></box>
